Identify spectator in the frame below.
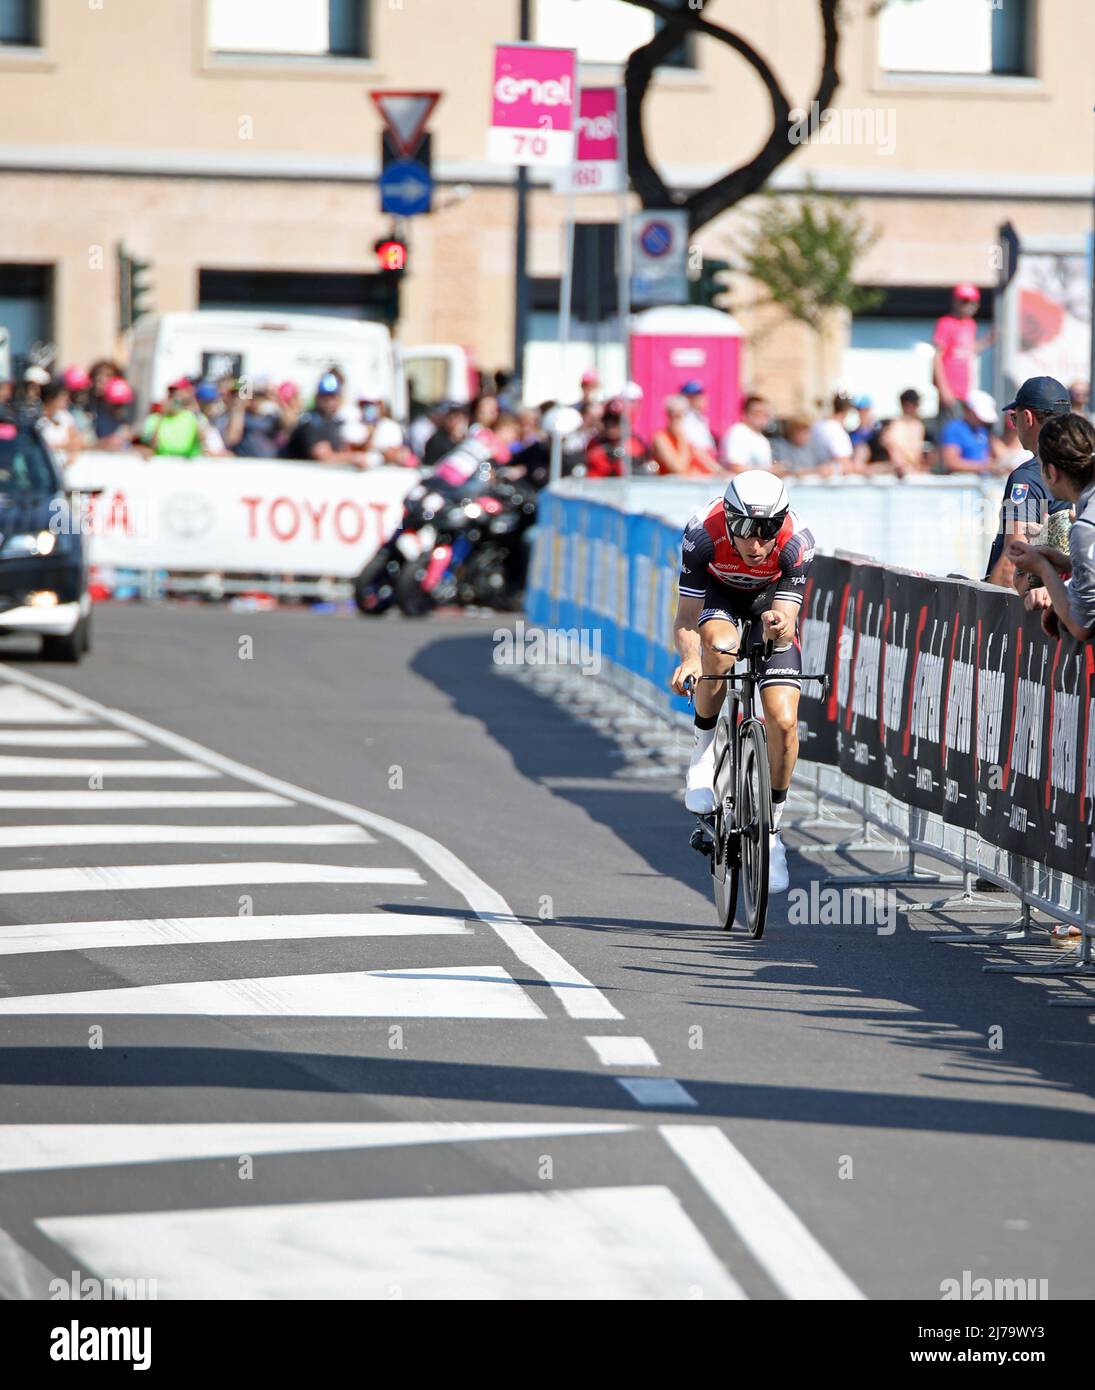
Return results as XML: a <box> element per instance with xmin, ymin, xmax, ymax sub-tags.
<box><xmin>879</xmin><ymin>389</ymin><xmax>928</xmax><ymax>477</ymax></box>
<box><xmin>138</xmin><ymin>378</ymin><xmax>204</xmax><ymax>458</ymax></box>
<box><xmin>0</xmin><ymin>375</ymin><xmax>12</xmax><ymax>415</ymax></box>
<box><xmin>61</xmin><ymin>366</ymin><xmax>96</xmax><ymax>446</ymax></box>
<box><xmin>651</xmin><ymin>395</ymin><xmax>719</xmax><ymax>476</ymax></box>
<box><xmin>1069</xmin><ymin>380</ymin><xmax>1090</xmax><ymax>415</ymax></box>
<box><xmin>938</xmin><ymin>391</ymin><xmax>1000</xmax><ymax>475</ymax></box>
<box><xmin>19</xmin><ymin>365</ymin><xmax>50</xmax><ymax>421</ymax></box>
<box><xmin>194</xmin><ymin>382</ymin><xmax>231</xmax><ymax>455</ymax></box>
<box><xmin>361</xmin><ymin>398</ymin><xmax>407</xmax><ymax>467</ymax></box>
<box><xmin>808</xmin><ymin>393</ymin><xmax>856</xmax><ymax>475</ymax></box>
<box><xmin>679</xmin><ymin>380</ymin><xmax>716</xmax><ymax>452</ymax></box>
<box><xmin>36</xmin><ymin>381</ymin><xmax>83</xmax><ymax>467</ymax></box>
<box><xmin>574</xmin><ymin>370</ymin><xmax>599</xmax><ymax>412</ymax></box>
<box><xmin>423</xmin><ymin>401</ymin><xmax>471</xmax><ymax>466</ymax></box>
<box><xmin>984</xmin><ymin>375</ymin><xmax>1071</xmax><ymax>589</ymax></box>
<box><xmin>88</xmin><ymin>360</ymin><xmax>127</xmax><ymax>439</ymax></box>
<box><xmin>408</xmin><ymin>401</ymin><xmax>445</xmax><ymax>461</ymax></box>
<box><xmin>585</xmin><ymin>398</ymin><xmax>647</xmax><ymax>477</ymax></box>
<box><xmin>719</xmin><ymin>395</ymin><xmax>772</xmax><ymax>472</ymax></box>
<box><xmin>223</xmin><ymin>378</ymin><xmax>283</xmax><ymax>458</ymax></box>
<box><xmin>282</xmin><ymin>372</ymin><xmax>370</xmax><ymax>467</ymax></box>
<box><xmin>850</xmin><ymin>397</ymin><xmax>887</xmax><ymax>468</ymax></box>
<box><xmin>933</xmin><ymin>282</ymin><xmax>993</xmax><ymax>420</ymax></box>
<box><xmin>771</xmin><ymin>414</ymin><xmax>816</xmax><ymax>476</ymax></box>
<box><xmin>1008</xmin><ymin>413</ymin><xmax>1095</xmax><ymax>642</ymax></box>
<box><xmin>277</xmin><ymin>381</ymin><xmax>302</xmax><ymax>434</ymax></box>
<box><xmin>97</xmin><ymin>377</ymin><xmax>134</xmax><ymax>450</ymax></box>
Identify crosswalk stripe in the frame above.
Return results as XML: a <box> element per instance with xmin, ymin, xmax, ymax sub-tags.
<box><xmin>37</xmin><ymin>1185</ymin><xmax>746</xmax><ymax>1299</ymax></box>
<box><xmin>0</xmin><ymin>912</ymin><xmax>471</xmax><ymax>956</ymax></box>
<box><xmin>0</xmin><ymin>729</ymin><xmax>144</xmax><ymax>747</ymax></box>
<box><xmin>0</xmin><ymin>963</ymin><xmax>547</xmax><ymax>1017</ymax></box>
<box><xmin>586</xmin><ymin>1036</ymin><xmax>660</xmax><ymax>1067</ymax></box>
<box><xmin>0</xmin><ymin>686</ymin><xmax>92</xmax><ymax>723</ymax></box>
<box><xmin>0</xmin><ymin>823</ymin><xmax>376</xmax><ymax>848</ymax></box>
<box><xmin>0</xmin><ymin>862</ymin><xmax>424</xmax><ymax>894</ymax></box>
<box><xmin>617</xmin><ymin>1078</ymin><xmax>697</xmax><ymax>1108</ymax></box>
<box><xmin>0</xmin><ymin>755</ymin><xmax>217</xmax><ymax>778</ymax></box>
<box><xmin>660</xmin><ymin>1125</ymin><xmax>865</xmax><ymax>1300</ymax></box>
<box><xmin>0</xmin><ymin>1122</ymin><xmax>636</xmax><ymax>1173</ymax></box>
<box><xmin>0</xmin><ymin>791</ymin><xmax>291</xmax><ymax>808</ymax></box>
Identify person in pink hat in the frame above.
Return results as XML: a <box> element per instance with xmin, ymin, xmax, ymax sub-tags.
<box><xmin>575</xmin><ymin>369</ymin><xmax>600</xmax><ymax>413</ymax></box>
<box><xmin>933</xmin><ymin>282</ymin><xmax>994</xmax><ymax>421</ymax></box>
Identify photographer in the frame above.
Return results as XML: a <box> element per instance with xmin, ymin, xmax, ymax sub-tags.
<box><xmin>1006</xmin><ymin>413</ymin><xmax>1095</xmax><ymax>642</ymax></box>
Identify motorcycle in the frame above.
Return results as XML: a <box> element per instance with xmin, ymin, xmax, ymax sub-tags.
<box><xmin>352</xmin><ymin>479</ymin><xmax>449</xmax><ymax>616</ymax></box>
<box><xmin>395</xmin><ymin>476</ymin><xmax>537</xmax><ymax>616</ymax></box>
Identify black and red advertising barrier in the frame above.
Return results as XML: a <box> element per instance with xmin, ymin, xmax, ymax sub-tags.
<box><xmin>798</xmin><ymin>555</ymin><xmax>1095</xmax><ymax>884</ymax></box>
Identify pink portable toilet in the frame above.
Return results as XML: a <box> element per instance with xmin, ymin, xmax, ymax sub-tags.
<box><xmin>630</xmin><ymin>306</ymin><xmax>744</xmax><ymax>449</ymax></box>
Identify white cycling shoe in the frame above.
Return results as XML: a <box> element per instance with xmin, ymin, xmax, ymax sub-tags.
<box><xmin>768</xmin><ymin>832</ymin><xmax>789</xmax><ymax>894</ymax></box>
<box><xmin>684</xmin><ymin>727</ymin><xmax>717</xmax><ymax>814</ymax></box>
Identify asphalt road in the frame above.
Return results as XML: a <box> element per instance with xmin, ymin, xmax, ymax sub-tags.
<box><xmin>0</xmin><ymin>601</ymin><xmax>1092</xmax><ymax>1301</ymax></box>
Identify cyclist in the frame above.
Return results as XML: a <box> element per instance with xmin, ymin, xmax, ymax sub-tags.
<box><xmin>670</xmin><ymin>471</ymin><xmax>815</xmax><ymax>894</ymax></box>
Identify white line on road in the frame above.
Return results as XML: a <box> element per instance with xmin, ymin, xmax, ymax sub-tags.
<box><xmin>586</xmin><ymin>1036</ymin><xmax>660</xmax><ymax>1067</ymax></box>
<box><xmin>0</xmin><ymin>963</ymin><xmax>547</xmax><ymax>1018</ymax></box>
<box><xmin>38</xmin><ymin>1185</ymin><xmax>745</xmax><ymax>1300</ymax></box>
<box><xmin>0</xmin><ymin>1122</ymin><xmax>636</xmax><ymax>1173</ymax></box>
<box><xmin>0</xmin><ymin>755</ymin><xmax>217</xmax><ymax>778</ymax></box>
<box><xmin>0</xmin><ymin>823</ymin><xmax>375</xmax><ymax>848</ymax></box>
<box><xmin>660</xmin><ymin>1125</ymin><xmax>865</xmax><ymax>1300</ymax></box>
<box><xmin>0</xmin><ymin>1227</ymin><xmax>55</xmax><ymax>1300</ymax></box>
<box><xmin>616</xmin><ymin>1078</ymin><xmax>697</xmax><ymax>1107</ymax></box>
<box><xmin>0</xmin><ymin>729</ymin><xmax>144</xmax><ymax>747</ymax></box>
<box><xmin>0</xmin><ymin>861</ymin><xmax>423</xmax><ymax>894</ymax></box>
<box><xmin>0</xmin><ymin>912</ymin><xmax>471</xmax><ymax>956</ymax></box>
<box><xmin>0</xmin><ymin>666</ymin><xmax>622</xmax><ymax>1022</ymax></box>
<box><xmin>0</xmin><ymin>686</ymin><xmax>91</xmax><ymax>723</ymax></box>
<box><xmin>0</xmin><ymin>790</ymin><xmax>291</xmax><ymax>809</ymax></box>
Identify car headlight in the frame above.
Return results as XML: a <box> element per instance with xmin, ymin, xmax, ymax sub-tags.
<box><xmin>0</xmin><ymin>530</ymin><xmax>57</xmax><ymax>559</ymax></box>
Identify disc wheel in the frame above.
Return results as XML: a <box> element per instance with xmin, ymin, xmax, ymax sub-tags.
<box><xmin>710</xmin><ymin>715</ymin><xmax>738</xmax><ymax>931</ymax></box>
<box><xmin>735</xmin><ymin>722</ymin><xmax>772</xmax><ymax>939</ymax></box>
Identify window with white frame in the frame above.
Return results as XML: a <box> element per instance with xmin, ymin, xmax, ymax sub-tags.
<box><xmin>208</xmin><ymin>0</ymin><xmax>367</xmax><ymax>60</ymax></box>
<box><xmin>878</xmin><ymin>0</ymin><xmax>1032</xmax><ymax>78</ymax></box>
<box><xmin>534</xmin><ymin>0</ymin><xmax>694</xmax><ymax>68</ymax></box>
<box><xmin>0</xmin><ymin>0</ymin><xmax>38</xmax><ymax>46</ymax></box>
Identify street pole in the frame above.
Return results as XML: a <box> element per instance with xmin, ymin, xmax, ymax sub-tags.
<box><xmin>513</xmin><ymin>0</ymin><xmax>531</xmax><ymax>397</ymax></box>
<box><xmin>616</xmin><ymin>85</ymin><xmax>632</xmax><ymax>476</ymax></box>
<box><xmin>1089</xmin><ymin>106</ymin><xmax>1095</xmax><ymax>395</ymax></box>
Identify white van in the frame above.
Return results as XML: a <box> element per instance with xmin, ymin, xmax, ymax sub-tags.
<box><xmin>402</xmin><ymin>343</ymin><xmax>478</xmax><ymax>412</ymax></box>
<box><xmin>127</xmin><ymin>311</ymin><xmax>405</xmax><ymax>419</ymax></box>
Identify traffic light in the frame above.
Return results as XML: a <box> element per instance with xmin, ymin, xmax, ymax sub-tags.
<box><xmin>375</xmin><ymin>238</ymin><xmax>407</xmax><ymax>273</ymax></box>
<box><xmin>117</xmin><ymin>244</ymin><xmax>154</xmax><ymax>331</ymax></box>
<box><xmin>688</xmin><ymin>256</ymin><xmax>732</xmax><ymax>311</ymax></box>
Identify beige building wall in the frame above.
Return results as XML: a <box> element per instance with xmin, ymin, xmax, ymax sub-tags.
<box><xmin>0</xmin><ymin>0</ymin><xmax>1091</xmax><ymax>401</ymax></box>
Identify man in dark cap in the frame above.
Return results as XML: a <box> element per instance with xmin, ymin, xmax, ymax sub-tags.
<box><xmin>984</xmin><ymin>376</ymin><xmax>1071</xmax><ymax>590</ymax></box>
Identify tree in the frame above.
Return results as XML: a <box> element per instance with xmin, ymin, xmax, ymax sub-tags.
<box><xmin>738</xmin><ymin>185</ymin><xmax>883</xmax><ymax>399</ymax></box>
<box><xmin>621</xmin><ymin>0</ymin><xmax>841</xmax><ymax>235</ymax></box>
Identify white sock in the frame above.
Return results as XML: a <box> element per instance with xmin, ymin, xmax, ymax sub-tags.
<box><xmin>691</xmin><ymin>724</ymin><xmax>716</xmax><ymax>762</ymax></box>
<box><xmin>772</xmin><ymin>800</ymin><xmax>786</xmax><ymax>832</ymax></box>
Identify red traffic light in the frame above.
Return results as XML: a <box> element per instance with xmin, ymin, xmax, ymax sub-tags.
<box><xmin>376</xmin><ymin>239</ymin><xmax>407</xmax><ymax>272</ymax></box>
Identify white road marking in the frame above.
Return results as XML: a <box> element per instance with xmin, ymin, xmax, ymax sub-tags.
<box><xmin>0</xmin><ymin>755</ymin><xmax>216</xmax><ymax>778</ymax></box>
<box><xmin>0</xmin><ymin>823</ymin><xmax>375</xmax><ymax>848</ymax></box>
<box><xmin>616</xmin><ymin>1078</ymin><xmax>698</xmax><ymax>1108</ymax></box>
<box><xmin>0</xmin><ymin>791</ymin><xmax>291</xmax><ymax>809</ymax></box>
<box><xmin>0</xmin><ymin>1122</ymin><xmax>636</xmax><ymax>1173</ymax></box>
<box><xmin>660</xmin><ymin>1125</ymin><xmax>865</xmax><ymax>1301</ymax></box>
<box><xmin>0</xmin><ymin>963</ymin><xmax>547</xmax><ymax>1018</ymax></box>
<box><xmin>0</xmin><ymin>1227</ymin><xmax>55</xmax><ymax>1300</ymax></box>
<box><xmin>0</xmin><ymin>686</ymin><xmax>91</xmax><ymax>723</ymax></box>
<box><xmin>0</xmin><ymin>729</ymin><xmax>144</xmax><ymax>747</ymax></box>
<box><xmin>38</xmin><ymin>1185</ymin><xmax>746</xmax><ymax>1300</ymax></box>
<box><xmin>586</xmin><ymin>1036</ymin><xmax>660</xmax><ymax>1067</ymax></box>
<box><xmin>0</xmin><ymin>862</ymin><xmax>423</xmax><ymax>894</ymax></box>
<box><xmin>0</xmin><ymin>666</ymin><xmax>621</xmax><ymax>1021</ymax></box>
<box><xmin>0</xmin><ymin>912</ymin><xmax>471</xmax><ymax>956</ymax></box>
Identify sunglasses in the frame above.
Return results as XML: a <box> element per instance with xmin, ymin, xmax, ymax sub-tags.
<box><xmin>727</xmin><ymin>514</ymin><xmax>783</xmax><ymax>540</ymax></box>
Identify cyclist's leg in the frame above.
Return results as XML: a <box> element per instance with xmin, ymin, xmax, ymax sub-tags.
<box><xmin>684</xmin><ymin>584</ymin><xmax>746</xmax><ymax>813</ymax></box>
<box><xmin>753</xmin><ymin>603</ymin><xmax>803</xmax><ymax>894</ymax></box>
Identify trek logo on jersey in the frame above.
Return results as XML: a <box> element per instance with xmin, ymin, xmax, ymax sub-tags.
<box><xmin>1010</xmin><ymin>482</ymin><xmax>1030</xmax><ymax>503</ymax></box>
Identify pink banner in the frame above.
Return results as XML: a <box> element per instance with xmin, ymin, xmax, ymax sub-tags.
<box><xmin>491</xmin><ymin>44</ymin><xmax>576</xmax><ymax>132</ymax></box>
<box><xmin>575</xmin><ymin>88</ymin><xmax>618</xmax><ymax>162</ymax></box>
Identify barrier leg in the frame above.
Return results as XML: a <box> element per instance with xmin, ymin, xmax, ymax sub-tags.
<box><xmin>818</xmin><ymin>841</ymin><xmax>965</xmax><ymax>890</ymax></box>
<box><xmin>798</xmin><ymin>785</ymin><xmax>903</xmax><ymax>858</ymax></box>
<box><xmin>907</xmin><ymin>836</ymin><xmax>1021</xmax><ymax>921</ymax></box>
<box><xmin>793</xmin><ymin>767</ymin><xmax>860</xmax><ymax>833</ymax></box>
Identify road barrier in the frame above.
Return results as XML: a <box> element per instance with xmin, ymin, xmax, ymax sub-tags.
<box><xmin>527</xmin><ymin>481</ymin><xmax>1095</xmax><ymax>988</ymax></box>
<box><xmin>62</xmin><ymin>453</ymin><xmax>420</xmax><ymax>592</ymax></box>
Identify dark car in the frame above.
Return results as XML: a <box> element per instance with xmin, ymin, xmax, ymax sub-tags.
<box><xmin>0</xmin><ymin>424</ymin><xmax>90</xmax><ymax>661</ymax></box>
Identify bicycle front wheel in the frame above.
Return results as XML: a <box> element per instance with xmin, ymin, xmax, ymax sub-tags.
<box><xmin>710</xmin><ymin>714</ymin><xmax>738</xmax><ymax>931</ymax></box>
<box><xmin>737</xmin><ymin>721</ymin><xmax>772</xmax><ymax>939</ymax></box>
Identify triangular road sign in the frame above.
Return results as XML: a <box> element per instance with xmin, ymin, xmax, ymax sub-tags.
<box><xmin>370</xmin><ymin>90</ymin><xmax>441</xmax><ymax>159</ymax></box>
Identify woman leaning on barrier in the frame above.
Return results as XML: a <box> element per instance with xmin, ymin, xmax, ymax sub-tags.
<box><xmin>1007</xmin><ymin>413</ymin><xmax>1095</xmax><ymax>642</ymax></box>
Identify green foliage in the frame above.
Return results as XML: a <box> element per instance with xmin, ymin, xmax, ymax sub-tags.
<box><xmin>739</xmin><ymin>186</ymin><xmax>883</xmax><ymax>331</ymax></box>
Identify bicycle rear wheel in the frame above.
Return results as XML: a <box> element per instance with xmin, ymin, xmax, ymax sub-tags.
<box><xmin>710</xmin><ymin>714</ymin><xmax>738</xmax><ymax>931</ymax></box>
<box><xmin>737</xmin><ymin>721</ymin><xmax>772</xmax><ymax>939</ymax></box>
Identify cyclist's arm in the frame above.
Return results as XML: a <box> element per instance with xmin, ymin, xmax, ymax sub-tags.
<box><xmin>765</xmin><ymin>527</ymin><xmax>814</xmax><ymax>644</ymax></box>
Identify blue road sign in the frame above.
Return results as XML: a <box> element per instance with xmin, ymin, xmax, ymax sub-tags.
<box><xmin>380</xmin><ymin>159</ymin><xmax>432</xmax><ymax>216</ymax></box>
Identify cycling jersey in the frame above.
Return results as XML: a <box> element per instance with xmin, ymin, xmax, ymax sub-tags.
<box><xmin>678</xmin><ymin>496</ymin><xmax>815</xmax><ymax>608</ymax></box>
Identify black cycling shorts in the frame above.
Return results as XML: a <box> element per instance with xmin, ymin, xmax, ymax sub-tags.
<box><xmin>697</xmin><ymin>577</ymin><xmax>802</xmax><ymax>691</ymax></box>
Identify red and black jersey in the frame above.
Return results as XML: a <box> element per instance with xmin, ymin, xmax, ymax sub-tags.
<box><xmin>678</xmin><ymin>496</ymin><xmax>815</xmax><ymax>606</ymax></box>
